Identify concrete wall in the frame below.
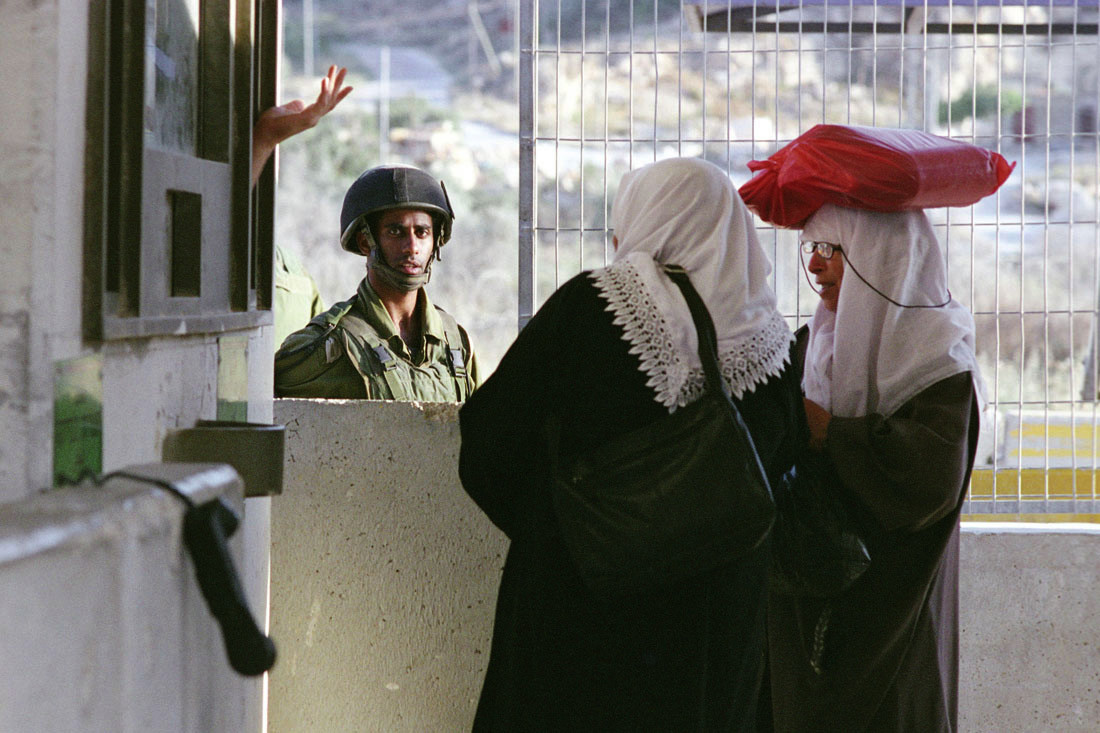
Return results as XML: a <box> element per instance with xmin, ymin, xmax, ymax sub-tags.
<box><xmin>272</xmin><ymin>399</ymin><xmax>1100</xmax><ymax>732</ymax></box>
<box><xmin>0</xmin><ymin>0</ymin><xmax>75</xmax><ymax>498</ymax></box>
<box><xmin>270</xmin><ymin>400</ymin><xmax>507</xmax><ymax>732</ymax></box>
<box><xmin>0</xmin><ymin>464</ymin><xmax>254</xmax><ymax>733</ymax></box>
<box><xmin>0</xmin><ymin>1</ymin><xmax>274</xmax><ymax>729</ymax></box>
<box><xmin>960</xmin><ymin>523</ymin><xmax>1100</xmax><ymax>731</ymax></box>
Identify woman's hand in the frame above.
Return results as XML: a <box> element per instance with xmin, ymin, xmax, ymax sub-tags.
<box><xmin>804</xmin><ymin>398</ymin><xmax>831</xmax><ymax>452</ymax></box>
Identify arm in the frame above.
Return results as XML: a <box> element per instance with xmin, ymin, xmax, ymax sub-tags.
<box><xmin>251</xmin><ymin>65</ymin><xmax>353</xmax><ymax>185</ymax></box>
<box><xmin>458</xmin><ymin>281</ymin><xmax>581</xmax><ymax>538</ymax></box>
<box><xmin>274</xmin><ymin>323</ymin><xmax>368</xmax><ymax>399</ymax></box>
<box><xmin>458</xmin><ymin>330</ymin><xmax>549</xmax><ymax>538</ymax></box>
<box><xmin>824</xmin><ymin>372</ymin><xmax>977</xmax><ymax>534</ymax></box>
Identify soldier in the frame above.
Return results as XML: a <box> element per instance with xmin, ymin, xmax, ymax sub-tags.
<box><xmin>274</xmin><ymin>165</ymin><xmax>480</xmax><ymax>401</ymax></box>
<box><xmin>273</xmin><ymin>245</ymin><xmax>325</xmax><ymax>349</ymax></box>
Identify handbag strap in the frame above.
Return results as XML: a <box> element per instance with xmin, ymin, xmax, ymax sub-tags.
<box><xmin>662</xmin><ymin>264</ymin><xmax>730</xmax><ymax>400</ymax></box>
<box><xmin>546</xmin><ymin>266</ymin><xmax>726</xmax><ymax>476</ymax></box>
<box><xmin>663</xmin><ymin>264</ymin><xmax>772</xmax><ymax>487</ymax></box>
<box><xmin>548</xmin><ymin>265</ymin><xmax>768</xmax><ymax>480</ymax></box>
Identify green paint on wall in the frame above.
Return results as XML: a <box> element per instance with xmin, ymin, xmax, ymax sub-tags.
<box><xmin>218</xmin><ymin>334</ymin><xmax>249</xmax><ymax>421</ymax></box>
<box><xmin>54</xmin><ymin>354</ymin><xmax>104</xmax><ymax>486</ymax></box>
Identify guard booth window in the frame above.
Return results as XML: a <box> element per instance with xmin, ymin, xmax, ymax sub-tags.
<box><xmin>83</xmin><ymin>0</ymin><xmax>278</xmax><ymax>340</ymax></box>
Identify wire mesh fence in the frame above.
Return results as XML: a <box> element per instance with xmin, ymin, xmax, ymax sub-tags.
<box><xmin>518</xmin><ymin>0</ymin><xmax>1100</xmax><ymax>518</ymax></box>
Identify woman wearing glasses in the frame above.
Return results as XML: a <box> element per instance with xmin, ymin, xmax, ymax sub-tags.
<box><xmin>763</xmin><ymin>204</ymin><xmax>983</xmax><ymax>732</ymax></box>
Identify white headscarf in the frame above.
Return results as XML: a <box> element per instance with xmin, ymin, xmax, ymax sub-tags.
<box><xmin>592</xmin><ymin>157</ymin><xmax>793</xmax><ymax>411</ymax></box>
<box><xmin>801</xmin><ymin>204</ymin><xmax>982</xmax><ymax>418</ymax></box>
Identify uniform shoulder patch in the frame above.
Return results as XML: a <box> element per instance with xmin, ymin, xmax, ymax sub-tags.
<box><xmin>324</xmin><ymin>335</ymin><xmax>342</xmax><ymax>364</ymax></box>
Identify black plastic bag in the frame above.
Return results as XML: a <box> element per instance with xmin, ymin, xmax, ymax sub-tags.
<box><xmin>770</xmin><ymin>453</ymin><xmax>870</xmax><ymax>598</ymax></box>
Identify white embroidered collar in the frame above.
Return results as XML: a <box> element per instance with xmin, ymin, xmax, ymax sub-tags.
<box><xmin>591</xmin><ymin>255</ymin><xmax>793</xmax><ymax>411</ymax></box>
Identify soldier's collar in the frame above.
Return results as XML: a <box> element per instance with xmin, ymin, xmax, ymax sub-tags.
<box><xmin>357</xmin><ymin>278</ymin><xmax>446</xmax><ymax>342</ymax></box>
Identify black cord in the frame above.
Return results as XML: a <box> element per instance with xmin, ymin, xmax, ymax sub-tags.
<box><xmin>799</xmin><ymin>248</ymin><xmax>952</xmax><ymax>309</ymax></box>
<box><xmin>95</xmin><ymin>470</ymin><xmax>195</xmax><ymax>509</ymax></box>
<box><xmin>56</xmin><ymin>469</ymin><xmax>193</xmax><ymax>508</ymax></box>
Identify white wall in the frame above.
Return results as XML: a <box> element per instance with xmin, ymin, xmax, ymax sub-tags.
<box><xmin>0</xmin><ymin>0</ymin><xmax>70</xmax><ymax>498</ymax></box>
<box><xmin>272</xmin><ymin>399</ymin><xmax>1100</xmax><ymax>732</ymax></box>
<box><xmin>0</xmin><ymin>464</ymin><xmax>253</xmax><ymax>733</ymax></box>
<box><xmin>0</xmin><ymin>0</ymin><xmax>284</xmax><ymax>494</ymax></box>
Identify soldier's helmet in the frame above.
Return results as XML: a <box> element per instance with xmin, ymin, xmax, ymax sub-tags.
<box><xmin>339</xmin><ymin>165</ymin><xmax>455</xmax><ymax>255</ymax></box>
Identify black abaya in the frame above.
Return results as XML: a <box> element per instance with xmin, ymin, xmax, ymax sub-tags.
<box><xmin>764</xmin><ymin>328</ymin><xmax>980</xmax><ymax>733</ymax></box>
<box><xmin>459</xmin><ymin>273</ymin><xmax>802</xmax><ymax>732</ymax></box>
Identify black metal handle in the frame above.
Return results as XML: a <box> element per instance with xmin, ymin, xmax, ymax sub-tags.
<box><xmin>182</xmin><ymin>498</ymin><xmax>277</xmax><ymax>676</ymax></box>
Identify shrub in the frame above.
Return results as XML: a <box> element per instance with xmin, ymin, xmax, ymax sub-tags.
<box><xmin>938</xmin><ymin>85</ymin><xmax>1023</xmax><ymax>125</ymax></box>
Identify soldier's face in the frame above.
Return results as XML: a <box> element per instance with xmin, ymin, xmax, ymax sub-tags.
<box><xmin>366</xmin><ymin>208</ymin><xmax>435</xmax><ymax>275</ymax></box>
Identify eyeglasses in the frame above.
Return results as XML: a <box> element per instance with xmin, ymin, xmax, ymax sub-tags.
<box><xmin>801</xmin><ymin>241</ymin><xmax>843</xmax><ymax>260</ymax></box>
<box><xmin>797</xmin><ymin>240</ymin><xmax>952</xmax><ymax>309</ymax></box>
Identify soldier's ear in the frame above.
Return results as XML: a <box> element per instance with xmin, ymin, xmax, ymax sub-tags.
<box><xmin>356</xmin><ymin>229</ymin><xmax>372</xmax><ymax>256</ymax></box>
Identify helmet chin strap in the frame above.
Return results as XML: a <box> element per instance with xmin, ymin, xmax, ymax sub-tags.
<box><xmin>367</xmin><ymin>244</ymin><xmax>434</xmax><ymax>292</ymax></box>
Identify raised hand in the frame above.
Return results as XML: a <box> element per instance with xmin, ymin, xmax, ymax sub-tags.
<box><xmin>251</xmin><ymin>65</ymin><xmax>353</xmax><ymax>184</ymax></box>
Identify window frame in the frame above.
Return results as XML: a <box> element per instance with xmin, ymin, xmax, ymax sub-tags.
<box><xmin>83</xmin><ymin>0</ymin><xmax>277</xmax><ymax>341</ymax></box>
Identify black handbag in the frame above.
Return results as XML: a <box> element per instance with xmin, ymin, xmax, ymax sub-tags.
<box><xmin>769</xmin><ymin>415</ymin><xmax>871</xmax><ymax>599</ymax></box>
<box><xmin>546</xmin><ymin>264</ymin><xmax>775</xmax><ymax>598</ymax></box>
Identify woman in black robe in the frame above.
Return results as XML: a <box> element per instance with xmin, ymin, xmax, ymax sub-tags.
<box><xmin>459</xmin><ymin>158</ymin><xmax>802</xmax><ymax>732</ymax></box>
<box><xmin>764</xmin><ymin>205</ymin><xmax>983</xmax><ymax>732</ymax></box>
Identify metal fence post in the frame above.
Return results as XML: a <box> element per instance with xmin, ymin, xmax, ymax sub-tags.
<box><xmin>518</xmin><ymin>0</ymin><xmax>537</xmax><ymax>330</ymax></box>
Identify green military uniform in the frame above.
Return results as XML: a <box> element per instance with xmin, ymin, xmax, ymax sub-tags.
<box><xmin>274</xmin><ymin>246</ymin><xmax>325</xmax><ymax>348</ymax></box>
<box><xmin>274</xmin><ymin>277</ymin><xmax>480</xmax><ymax>401</ymax></box>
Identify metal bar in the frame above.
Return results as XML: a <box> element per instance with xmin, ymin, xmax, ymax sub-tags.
<box><xmin>201</xmin><ymin>0</ymin><xmax>232</xmax><ymax>163</ymax></box>
<box><xmin>846</xmin><ymin>0</ymin><xmax>855</xmax><ymax>126</ymax></box>
<box><xmin>518</xmin><ymin>0</ymin><xmax>536</xmax><ymax>329</ymax></box>
<box><xmin>253</xmin><ymin>0</ymin><xmax>279</xmax><ymax>312</ymax></box>
<box><xmin>1066</xmin><ymin>21</ymin><xmax>1080</xmax><ymax>498</ymax></box>
<box><xmin>696</xmin><ymin>17</ymin><xmax>1098</xmax><ymax>35</ymax></box>
<box><xmin>988</xmin><ymin>0</ymin><xmax>1005</xmax><ymax>499</ymax></box>
<box><xmin>628</xmin><ymin>0</ymin><xmax>635</xmax><ymax>169</ymax></box>
<box><xmin>603</xmin><ymin>0</ymin><xmax>611</xmax><ymax>264</ymax></box>
<box><xmin>680</xmin><ymin>0</ymin><xmax>686</xmax><ymax>158</ymax></box>
<box><xmin>1042</xmin><ymin>10</ymin><xmax>1054</xmax><ymax>501</ymax></box>
<box><xmin>553</xmin><ymin>0</ymin><xmax>562</xmax><ymax>291</ymax></box>
<box><xmin>653</xmin><ymin>0</ymin><xmax>660</xmax><ymax>163</ymax></box>
<box><xmin>82</xmin><ymin>0</ymin><xmax>111</xmax><ymax>339</ymax></box>
<box><xmin>871</xmin><ymin>0</ymin><xmax>880</xmax><ymax>127</ymax></box>
<box><xmin>1013</xmin><ymin>9</ymin><xmax>1030</xmax><ymax>505</ymax></box>
<box><xmin>230</xmin><ymin>0</ymin><xmax>255</xmax><ymax>311</ymax></box>
<box><xmin>579</xmin><ymin>0</ymin><xmax>587</xmax><ymax>271</ymax></box>
<box><xmin>1092</xmin><ymin>26</ymin><xmax>1100</xmax><ymax>502</ymax></box>
<box><xmin>726</xmin><ymin>0</ymin><xmax>734</xmax><ymax>175</ymax></box>
<box><xmin>116</xmin><ymin>0</ymin><xmax>147</xmax><ymax>316</ymax></box>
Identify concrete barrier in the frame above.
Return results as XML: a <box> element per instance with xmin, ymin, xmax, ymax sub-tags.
<box><xmin>0</xmin><ymin>464</ymin><xmax>253</xmax><ymax>733</ymax></box>
<box><xmin>271</xmin><ymin>400</ymin><xmax>1100</xmax><ymax>732</ymax></box>
<box><xmin>270</xmin><ymin>400</ymin><xmax>507</xmax><ymax>732</ymax></box>
<box><xmin>959</xmin><ymin>523</ymin><xmax>1100</xmax><ymax>731</ymax></box>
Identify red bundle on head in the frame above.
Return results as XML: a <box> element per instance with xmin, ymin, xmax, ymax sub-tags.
<box><xmin>738</xmin><ymin>124</ymin><xmax>1015</xmax><ymax>228</ymax></box>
